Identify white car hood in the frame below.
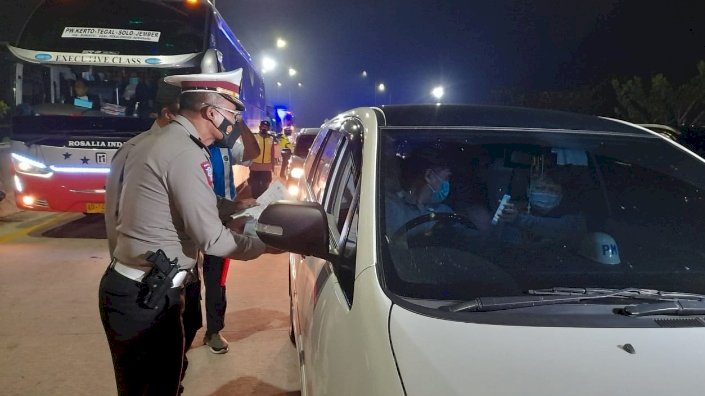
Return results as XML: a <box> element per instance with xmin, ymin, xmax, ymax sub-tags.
<box><xmin>390</xmin><ymin>305</ymin><xmax>705</xmax><ymax>396</ymax></box>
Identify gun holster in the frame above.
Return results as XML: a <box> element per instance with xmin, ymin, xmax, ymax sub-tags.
<box><xmin>140</xmin><ymin>249</ymin><xmax>180</xmax><ymax>310</ymax></box>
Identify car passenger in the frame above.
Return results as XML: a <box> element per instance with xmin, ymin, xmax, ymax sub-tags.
<box><xmin>498</xmin><ymin>170</ymin><xmax>587</xmax><ymax>247</ymax></box>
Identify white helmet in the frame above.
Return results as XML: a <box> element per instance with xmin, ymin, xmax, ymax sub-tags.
<box><xmin>579</xmin><ymin>232</ymin><xmax>621</xmax><ymax>265</ymax></box>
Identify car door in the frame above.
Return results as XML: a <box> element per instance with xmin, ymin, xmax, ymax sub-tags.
<box><xmin>293</xmin><ymin>119</ymin><xmax>361</xmax><ymax>394</ymax></box>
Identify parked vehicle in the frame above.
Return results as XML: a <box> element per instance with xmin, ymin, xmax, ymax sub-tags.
<box><xmin>7</xmin><ymin>0</ymin><xmax>266</xmax><ymax>213</ymax></box>
<box><xmin>257</xmin><ymin>105</ymin><xmax>705</xmax><ymax>396</ymax></box>
<box><xmin>284</xmin><ymin>127</ymin><xmax>320</xmax><ymax>197</ymax></box>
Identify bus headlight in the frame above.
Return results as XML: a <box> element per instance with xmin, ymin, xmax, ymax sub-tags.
<box><xmin>11</xmin><ymin>153</ymin><xmax>53</xmax><ymax>178</ymax></box>
<box><xmin>290</xmin><ymin>167</ymin><xmax>304</xmax><ymax>179</ymax></box>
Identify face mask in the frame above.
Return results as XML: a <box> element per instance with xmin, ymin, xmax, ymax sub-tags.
<box><xmin>212</xmin><ymin>112</ymin><xmax>239</xmax><ymax>148</ymax></box>
<box><xmin>128</xmin><ymin>77</ymin><xmax>139</xmax><ymax>85</ymax></box>
<box><xmin>529</xmin><ymin>191</ymin><xmax>562</xmax><ymax>212</ymax></box>
<box><xmin>428</xmin><ymin>179</ymin><xmax>450</xmax><ymax>203</ymax></box>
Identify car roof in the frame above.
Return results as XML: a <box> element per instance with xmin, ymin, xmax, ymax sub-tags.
<box><xmin>375</xmin><ymin>104</ymin><xmax>650</xmax><ymax>136</ymax></box>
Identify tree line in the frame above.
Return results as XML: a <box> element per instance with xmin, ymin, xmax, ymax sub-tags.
<box><xmin>489</xmin><ymin>60</ymin><xmax>705</xmax><ymax>155</ymax></box>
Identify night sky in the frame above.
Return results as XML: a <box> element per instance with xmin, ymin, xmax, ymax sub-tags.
<box><xmin>1</xmin><ymin>0</ymin><xmax>704</xmax><ymax>126</ymax></box>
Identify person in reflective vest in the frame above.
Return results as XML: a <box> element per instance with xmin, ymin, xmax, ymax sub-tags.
<box><xmin>248</xmin><ymin>120</ymin><xmax>277</xmax><ymax>198</ymax></box>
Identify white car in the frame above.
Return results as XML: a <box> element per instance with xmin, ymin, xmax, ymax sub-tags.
<box><xmin>256</xmin><ymin>105</ymin><xmax>705</xmax><ymax>396</ymax></box>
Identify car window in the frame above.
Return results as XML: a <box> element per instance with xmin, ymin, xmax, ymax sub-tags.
<box><xmin>303</xmin><ymin>128</ymin><xmax>329</xmax><ymax>184</ymax></box>
<box><xmin>320</xmin><ymin>143</ymin><xmax>359</xmax><ymax>304</ymax></box>
<box><xmin>310</xmin><ymin>131</ymin><xmax>345</xmax><ymax>203</ymax></box>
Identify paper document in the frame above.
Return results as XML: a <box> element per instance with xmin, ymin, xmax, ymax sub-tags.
<box><xmin>231</xmin><ymin>180</ymin><xmax>287</xmax><ymax>221</ymax></box>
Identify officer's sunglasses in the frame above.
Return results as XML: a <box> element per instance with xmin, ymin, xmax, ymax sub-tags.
<box><xmin>202</xmin><ymin>103</ymin><xmax>240</xmax><ymax>119</ymax></box>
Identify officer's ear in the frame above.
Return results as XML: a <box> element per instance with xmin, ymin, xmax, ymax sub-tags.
<box><xmin>200</xmin><ymin>105</ymin><xmax>216</xmax><ymax>122</ymax></box>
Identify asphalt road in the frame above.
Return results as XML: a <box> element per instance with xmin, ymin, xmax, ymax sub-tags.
<box><xmin>0</xmin><ymin>210</ymin><xmax>300</xmax><ymax>396</ymax></box>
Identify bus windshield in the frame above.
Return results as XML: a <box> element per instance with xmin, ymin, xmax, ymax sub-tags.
<box><xmin>15</xmin><ymin>63</ymin><xmax>197</xmax><ymax>128</ymax></box>
<box><xmin>17</xmin><ymin>0</ymin><xmax>208</xmax><ymax>56</ymax></box>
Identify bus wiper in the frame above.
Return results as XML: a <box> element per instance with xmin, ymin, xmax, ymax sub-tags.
<box><xmin>620</xmin><ymin>300</ymin><xmax>705</xmax><ymax>317</ymax></box>
<box><xmin>442</xmin><ymin>288</ymin><xmax>705</xmax><ymax>313</ymax></box>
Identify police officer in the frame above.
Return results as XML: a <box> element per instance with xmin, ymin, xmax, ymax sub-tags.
<box><xmin>104</xmin><ymin>80</ymin><xmax>204</xmax><ymax>390</ymax></box>
<box><xmin>99</xmin><ymin>69</ymin><xmax>266</xmax><ymax>396</ymax></box>
<box><xmin>248</xmin><ymin>120</ymin><xmax>277</xmax><ymax>198</ymax></box>
<box><xmin>278</xmin><ymin>128</ymin><xmax>294</xmax><ymax>179</ymax></box>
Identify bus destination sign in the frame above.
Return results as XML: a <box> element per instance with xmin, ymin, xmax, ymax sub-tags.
<box><xmin>62</xmin><ymin>27</ymin><xmax>161</xmax><ymax>42</ymax></box>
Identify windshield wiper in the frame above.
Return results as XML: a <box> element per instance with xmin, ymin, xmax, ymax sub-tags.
<box><xmin>442</xmin><ymin>287</ymin><xmax>705</xmax><ymax>313</ymax></box>
<box><xmin>529</xmin><ymin>287</ymin><xmax>705</xmax><ymax>301</ymax></box>
<box><xmin>621</xmin><ymin>300</ymin><xmax>705</xmax><ymax>316</ymax></box>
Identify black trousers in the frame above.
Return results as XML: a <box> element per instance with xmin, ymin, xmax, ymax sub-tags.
<box><xmin>181</xmin><ymin>267</ymin><xmax>202</xmax><ymax>385</ymax></box>
<box><xmin>248</xmin><ymin>170</ymin><xmax>272</xmax><ymax>199</ymax></box>
<box><xmin>182</xmin><ymin>266</ymin><xmax>202</xmax><ymax>350</ymax></box>
<box><xmin>279</xmin><ymin>154</ymin><xmax>290</xmax><ymax>178</ymax></box>
<box><xmin>203</xmin><ymin>254</ymin><xmax>228</xmax><ymax>334</ymax></box>
<box><xmin>99</xmin><ymin>267</ymin><xmax>185</xmax><ymax>396</ymax></box>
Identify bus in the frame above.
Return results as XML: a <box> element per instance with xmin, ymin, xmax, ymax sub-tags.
<box><xmin>7</xmin><ymin>0</ymin><xmax>266</xmax><ymax>213</ymax></box>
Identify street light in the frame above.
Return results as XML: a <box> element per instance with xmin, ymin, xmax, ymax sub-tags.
<box><xmin>261</xmin><ymin>56</ymin><xmax>277</xmax><ymax>74</ymax></box>
<box><xmin>276</xmin><ymin>38</ymin><xmax>287</xmax><ymax>48</ymax></box>
<box><xmin>362</xmin><ymin>71</ymin><xmax>390</xmax><ymax>105</ymax></box>
<box><xmin>374</xmin><ymin>82</ymin><xmax>388</xmax><ymax>105</ymax></box>
<box><xmin>431</xmin><ymin>85</ymin><xmax>445</xmax><ymax>101</ymax></box>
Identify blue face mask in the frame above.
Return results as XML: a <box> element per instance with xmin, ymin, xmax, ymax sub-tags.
<box><xmin>128</xmin><ymin>77</ymin><xmax>139</xmax><ymax>85</ymax></box>
<box><xmin>529</xmin><ymin>191</ymin><xmax>561</xmax><ymax>212</ymax></box>
<box><xmin>428</xmin><ymin>179</ymin><xmax>450</xmax><ymax>203</ymax></box>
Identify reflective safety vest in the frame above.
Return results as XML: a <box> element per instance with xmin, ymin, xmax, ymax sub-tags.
<box><xmin>279</xmin><ymin>134</ymin><xmax>293</xmax><ymax>151</ymax></box>
<box><xmin>251</xmin><ymin>133</ymin><xmax>276</xmax><ymax>172</ymax></box>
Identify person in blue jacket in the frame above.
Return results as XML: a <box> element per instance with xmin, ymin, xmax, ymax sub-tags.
<box><xmin>202</xmin><ymin>117</ymin><xmax>260</xmax><ymax>354</ymax></box>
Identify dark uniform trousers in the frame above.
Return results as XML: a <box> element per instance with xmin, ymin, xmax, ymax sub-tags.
<box><xmin>249</xmin><ymin>170</ymin><xmax>272</xmax><ymax>199</ymax></box>
<box><xmin>99</xmin><ymin>266</ymin><xmax>185</xmax><ymax>396</ymax></box>
<box><xmin>203</xmin><ymin>254</ymin><xmax>228</xmax><ymax>334</ymax></box>
<box><xmin>181</xmin><ymin>266</ymin><xmax>203</xmax><ymax>383</ymax></box>
<box><xmin>279</xmin><ymin>152</ymin><xmax>291</xmax><ymax>179</ymax></box>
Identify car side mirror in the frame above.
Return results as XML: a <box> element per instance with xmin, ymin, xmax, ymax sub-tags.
<box><xmin>255</xmin><ymin>201</ymin><xmax>332</xmax><ymax>260</ymax></box>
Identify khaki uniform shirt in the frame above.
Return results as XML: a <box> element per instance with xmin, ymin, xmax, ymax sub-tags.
<box><xmin>110</xmin><ymin>115</ymin><xmax>265</xmax><ymax>271</ymax></box>
<box><xmin>105</xmin><ymin>121</ymin><xmax>160</xmax><ymax>256</ymax></box>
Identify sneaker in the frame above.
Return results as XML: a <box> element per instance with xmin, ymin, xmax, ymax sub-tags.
<box><xmin>204</xmin><ymin>332</ymin><xmax>229</xmax><ymax>354</ymax></box>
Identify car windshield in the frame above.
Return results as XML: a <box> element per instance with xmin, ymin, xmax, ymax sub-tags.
<box><xmin>379</xmin><ymin>128</ymin><xmax>705</xmax><ymax>302</ymax></box>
